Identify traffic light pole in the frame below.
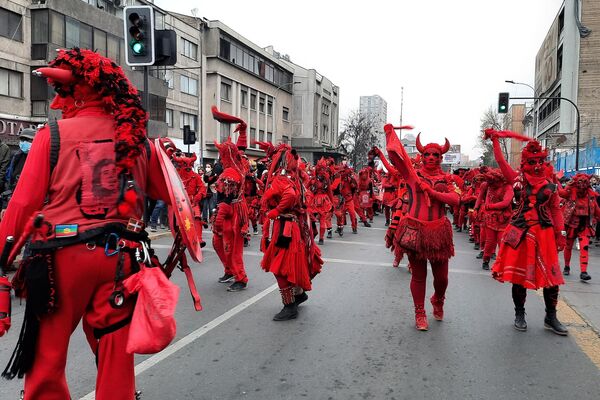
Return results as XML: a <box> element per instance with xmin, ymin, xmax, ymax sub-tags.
<box><xmin>510</xmin><ymin>96</ymin><xmax>581</xmax><ymax>171</ymax></box>
<box><xmin>143</xmin><ymin>66</ymin><xmax>149</xmax><ymax>115</ymax></box>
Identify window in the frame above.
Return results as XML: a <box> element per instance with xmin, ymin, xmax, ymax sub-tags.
<box><xmin>80</xmin><ymin>23</ymin><xmax>92</xmax><ymax>50</ymax></box>
<box><xmin>259</xmin><ymin>130</ymin><xmax>265</xmax><ymax>142</ymax></box>
<box><xmin>107</xmin><ymin>35</ymin><xmax>119</xmax><ymax>64</ymax></box>
<box><xmin>166</xmin><ymin>109</ymin><xmax>173</xmax><ymax>127</ymax></box>
<box><xmin>65</xmin><ymin>17</ymin><xmax>80</xmax><ymax>48</ymax></box>
<box><xmin>50</xmin><ymin>12</ymin><xmax>64</xmax><ymax>46</ymax></box>
<box><xmin>241</xmin><ymin>89</ymin><xmax>248</xmax><ymax>107</ymax></box>
<box><xmin>282</xmin><ymin>107</ymin><xmax>289</xmax><ymax>121</ymax></box>
<box><xmin>250</xmin><ymin>93</ymin><xmax>257</xmax><ymax>110</ymax></box>
<box><xmin>0</xmin><ymin>7</ymin><xmax>23</xmax><ymax>41</ymax></box>
<box><xmin>267</xmin><ymin>99</ymin><xmax>273</xmax><ymax>115</ymax></box>
<box><xmin>180</xmin><ymin>75</ymin><xmax>198</xmax><ymax>96</ymax></box>
<box><xmin>180</xmin><ymin>112</ymin><xmax>197</xmax><ymax>131</ymax></box>
<box><xmin>219</xmin><ymin>37</ymin><xmax>230</xmax><ymax>59</ymax></box>
<box><xmin>154</xmin><ymin>11</ymin><xmax>165</xmax><ymax>30</ymax></box>
<box><xmin>181</xmin><ymin>38</ymin><xmax>197</xmax><ymax>60</ymax></box>
<box><xmin>93</xmin><ymin>29</ymin><xmax>106</xmax><ymax>56</ymax></box>
<box><xmin>322</xmin><ymin>103</ymin><xmax>330</xmax><ymax>116</ymax></box>
<box><xmin>250</xmin><ymin>128</ymin><xmax>257</xmax><ymax>148</ymax></box>
<box><xmin>220</xmin><ymin>123</ymin><xmax>230</xmax><ymax>142</ymax></box>
<box><xmin>259</xmin><ymin>96</ymin><xmax>265</xmax><ymax>113</ymax></box>
<box><xmin>221</xmin><ymin>82</ymin><xmax>231</xmax><ymax>101</ymax></box>
<box><xmin>267</xmin><ymin>132</ymin><xmax>273</xmax><ymax>143</ymax></box>
<box><xmin>282</xmin><ymin>135</ymin><xmax>289</xmax><ymax>144</ymax></box>
<box><xmin>0</xmin><ymin>68</ymin><xmax>22</xmax><ymax>98</ymax></box>
<box><xmin>31</xmin><ymin>10</ymin><xmax>48</xmax><ymax>44</ymax></box>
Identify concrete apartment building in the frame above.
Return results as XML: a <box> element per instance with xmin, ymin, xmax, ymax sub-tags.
<box><xmin>533</xmin><ymin>0</ymin><xmax>600</xmax><ymax>172</ymax></box>
<box><xmin>359</xmin><ymin>95</ymin><xmax>387</xmax><ymax>150</ymax></box>
<box><xmin>503</xmin><ymin>104</ymin><xmax>527</xmax><ymax>169</ymax></box>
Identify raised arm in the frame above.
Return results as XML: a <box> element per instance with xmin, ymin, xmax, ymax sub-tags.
<box><xmin>491</xmin><ymin>136</ymin><xmax>518</xmax><ymax>183</ymax></box>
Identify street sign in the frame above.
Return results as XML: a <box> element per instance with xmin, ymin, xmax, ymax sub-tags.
<box><xmin>443</xmin><ymin>152</ymin><xmax>461</xmax><ymax>164</ymax></box>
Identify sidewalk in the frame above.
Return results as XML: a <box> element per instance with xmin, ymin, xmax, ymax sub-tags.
<box><xmin>559</xmin><ymin>239</ymin><xmax>600</xmax><ymax>334</ymax></box>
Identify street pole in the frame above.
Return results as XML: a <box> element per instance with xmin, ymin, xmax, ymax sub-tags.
<box><xmin>505</xmin><ymin>80</ymin><xmax>537</xmax><ymax>137</ymax></box>
<box><xmin>510</xmin><ymin>96</ymin><xmax>581</xmax><ymax>171</ymax></box>
<box><xmin>143</xmin><ymin>66</ymin><xmax>149</xmax><ymax>118</ymax></box>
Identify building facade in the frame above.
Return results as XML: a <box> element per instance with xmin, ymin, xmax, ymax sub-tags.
<box><xmin>359</xmin><ymin>95</ymin><xmax>387</xmax><ymax>150</ymax></box>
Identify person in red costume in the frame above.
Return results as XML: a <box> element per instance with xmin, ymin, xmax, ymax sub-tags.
<box><xmin>355</xmin><ymin>166</ymin><xmax>374</xmax><ymax>227</ymax></box>
<box><xmin>559</xmin><ymin>173</ymin><xmax>600</xmax><ymax>280</ymax></box>
<box><xmin>380</xmin><ymin>162</ymin><xmax>402</xmax><ymax>227</ymax></box>
<box><xmin>476</xmin><ymin>169</ymin><xmax>513</xmax><ymax>271</ymax></box>
<box><xmin>260</xmin><ymin>145</ymin><xmax>323</xmax><ymax>320</ymax></box>
<box><xmin>243</xmin><ymin>168</ymin><xmax>265</xmax><ymax>236</ymax></box>
<box><xmin>485</xmin><ymin>129</ymin><xmax>568</xmax><ymax>335</ymax></box>
<box><xmin>309</xmin><ymin>158</ymin><xmax>334</xmax><ymax>245</ymax></box>
<box><xmin>172</xmin><ymin>151</ymin><xmax>207</xmax><ymax>243</ymax></box>
<box><xmin>210</xmin><ymin>107</ymin><xmax>250</xmax><ymax>291</ymax></box>
<box><xmin>334</xmin><ymin>163</ymin><xmax>360</xmax><ymax>233</ymax></box>
<box><xmin>383</xmin><ymin>126</ymin><xmax>459</xmax><ymax>331</ymax></box>
<box><xmin>0</xmin><ymin>49</ymin><xmax>170</xmax><ymax>399</ymax></box>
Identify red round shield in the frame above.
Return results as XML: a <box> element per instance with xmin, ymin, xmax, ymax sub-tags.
<box><xmin>155</xmin><ymin>139</ymin><xmax>203</xmax><ymax>262</ymax></box>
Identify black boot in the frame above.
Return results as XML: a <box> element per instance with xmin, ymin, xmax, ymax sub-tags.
<box><xmin>514</xmin><ymin>307</ymin><xmax>527</xmax><ymax>331</ymax></box>
<box><xmin>544</xmin><ymin>310</ymin><xmax>568</xmax><ymax>336</ymax></box>
<box><xmin>273</xmin><ymin>287</ymin><xmax>298</xmax><ymax>321</ymax></box>
<box><xmin>474</xmin><ymin>243</ymin><xmax>480</xmax><ymax>250</ymax></box>
<box><xmin>337</xmin><ymin>226</ymin><xmax>344</xmax><ymax>237</ymax></box>
<box><xmin>295</xmin><ymin>291</ymin><xmax>308</xmax><ymax>305</ymax></box>
<box><xmin>580</xmin><ymin>271</ymin><xmax>591</xmax><ymax>281</ymax></box>
<box><xmin>482</xmin><ymin>260</ymin><xmax>490</xmax><ymax>270</ymax></box>
<box><xmin>363</xmin><ymin>220</ymin><xmax>371</xmax><ymax>228</ymax></box>
<box><xmin>327</xmin><ymin>229</ymin><xmax>333</xmax><ymax>239</ymax></box>
<box><xmin>563</xmin><ymin>266</ymin><xmax>570</xmax><ymax>276</ymax></box>
<box><xmin>318</xmin><ymin>238</ymin><xmax>324</xmax><ymax>245</ymax></box>
<box><xmin>385</xmin><ymin>220</ymin><xmax>390</xmax><ymax>227</ymax></box>
<box><xmin>476</xmin><ymin>251</ymin><xmax>484</xmax><ymax>259</ymax></box>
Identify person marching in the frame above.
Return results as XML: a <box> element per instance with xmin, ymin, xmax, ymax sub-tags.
<box><xmin>559</xmin><ymin>173</ymin><xmax>600</xmax><ymax>281</ymax></box>
<box><xmin>260</xmin><ymin>145</ymin><xmax>323</xmax><ymax>321</ymax></box>
<box><xmin>310</xmin><ymin>158</ymin><xmax>334</xmax><ymax>245</ymax></box>
<box><xmin>486</xmin><ymin>129</ymin><xmax>568</xmax><ymax>336</ymax></box>
<box><xmin>0</xmin><ymin>49</ymin><xmax>171</xmax><ymax>399</ymax></box>
<box><xmin>384</xmin><ymin>125</ymin><xmax>459</xmax><ymax>331</ymax></box>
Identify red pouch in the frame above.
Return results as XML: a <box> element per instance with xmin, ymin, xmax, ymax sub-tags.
<box><xmin>399</xmin><ymin>225</ymin><xmax>419</xmax><ymax>252</ymax></box>
<box><xmin>0</xmin><ymin>276</ymin><xmax>11</xmax><ymax>337</ymax></box>
<box><xmin>503</xmin><ymin>225</ymin><xmax>526</xmax><ymax>249</ymax></box>
<box><xmin>122</xmin><ymin>265</ymin><xmax>180</xmax><ymax>354</ymax></box>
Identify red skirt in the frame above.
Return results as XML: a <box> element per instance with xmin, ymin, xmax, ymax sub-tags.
<box><xmin>261</xmin><ymin>219</ymin><xmax>323</xmax><ymax>291</ymax></box>
<box><xmin>313</xmin><ymin>193</ymin><xmax>332</xmax><ymax>214</ymax></box>
<box><xmin>492</xmin><ymin>224</ymin><xmax>563</xmax><ymax>289</ymax></box>
<box><xmin>393</xmin><ymin>216</ymin><xmax>454</xmax><ymax>262</ymax></box>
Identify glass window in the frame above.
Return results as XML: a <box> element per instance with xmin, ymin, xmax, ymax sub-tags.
<box><xmin>282</xmin><ymin>107</ymin><xmax>289</xmax><ymax>121</ymax></box>
<box><xmin>282</xmin><ymin>135</ymin><xmax>289</xmax><ymax>144</ymax></box>
<box><xmin>267</xmin><ymin>132</ymin><xmax>273</xmax><ymax>143</ymax></box>
<box><xmin>220</xmin><ymin>123</ymin><xmax>230</xmax><ymax>142</ymax></box>
<box><xmin>94</xmin><ymin>29</ymin><xmax>106</xmax><ymax>56</ymax></box>
<box><xmin>236</xmin><ymin>46</ymin><xmax>243</xmax><ymax>67</ymax></box>
<box><xmin>250</xmin><ymin>128</ymin><xmax>257</xmax><ymax>148</ymax></box>
<box><xmin>181</xmin><ymin>38</ymin><xmax>198</xmax><ymax>60</ymax></box>
<box><xmin>250</xmin><ymin>93</ymin><xmax>257</xmax><ymax>110</ymax></box>
<box><xmin>267</xmin><ymin>99</ymin><xmax>273</xmax><ymax>115</ymax></box>
<box><xmin>154</xmin><ymin>11</ymin><xmax>165</xmax><ymax>30</ymax></box>
<box><xmin>259</xmin><ymin>96</ymin><xmax>265</xmax><ymax>113</ymax></box>
<box><xmin>166</xmin><ymin>109</ymin><xmax>173</xmax><ymax>127</ymax></box>
<box><xmin>259</xmin><ymin>130</ymin><xmax>265</xmax><ymax>142</ymax></box>
<box><xmin>107</xmin><ymin>35</ymin><xmax>119</xmax><ymax>63</ymax></box>
<box><xmin>241</xmin><ymin>89</ymin><xmax>248</xmax><ymax>107</ymax></box>
<box><xmin>0</xmin><ymin>68</ymin><xmax>22</xmax><ymax>98</ymax></box>
<box><xmin>0</xmin><ymin>7</ymin><xmax>23</xmax><ymax>41</ymax></box>
<box><xmin>221</xmin><ymin>82</ymin><xmax>231</xmax><ymax>101</ymax></box>
<box><xmin>50</xmin><ymin>12</ymin><xmax>64</xmax><ymax>46</ymax></box>
<box><xmin>31</xmin><ymin>10</ymin><xmax>48</xmax><ymax>44</ymax></box>
<box><xmin>180</xmin><ymin>112</ymin><xmax>197</xmax><ymax>131</ymax></box>
<box><xmin>65</xmin><ymin>17</ymin><xmax>79</xmax><ymax>48</ymax></box>
<box><xmin>219</xmin><ymin>37</ymin><xmax>230</xmax><ymax>59</ymax></box>
<box><xmin>181</xmin><ymin>75</ymin><xmax>198</xmax><ymax>96</ymax></box>
<box><xmin>80</xmin><ymin>23</ymin><xmax>92</xmax><ymax>49</ymax></box>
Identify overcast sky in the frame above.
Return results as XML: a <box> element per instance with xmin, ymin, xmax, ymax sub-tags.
<box><xmin>155</xmin><ymin>0</ymin><xmax>564</xmax><ymax>158</ymax></box>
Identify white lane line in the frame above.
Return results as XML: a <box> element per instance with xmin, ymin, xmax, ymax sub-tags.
<box><xmin>79</xmin><ymin>283</ymin><xmax>279</xmax><ymax>400</ymax></box>
<box><xmin>326</xmin><ymin>239</ymin><xmax>385</xmax><ymax>247</ymax></box>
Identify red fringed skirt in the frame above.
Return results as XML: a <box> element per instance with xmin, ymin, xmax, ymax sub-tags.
<box><xmin>261</xmin><ymin>219</ymin><xmax>323</xmax><ymax>291</ymax></box>
<box><xmin>393</xmin><ymin>216</ymin><xmax>454</xmax><ymax>262</ymax></box>
<box><xmin>313</xmin><ymin>193</ymin><xmax>332</xmax><ymax>215</ymax></box>
<box><xmin>492</xmin><ymin>224</ymin><xmax>563</xmax><ymax>289</ymax></box>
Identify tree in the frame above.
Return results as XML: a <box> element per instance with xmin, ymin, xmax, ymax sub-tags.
<box><xmin>337</xmin><ymin>110</ymin><xmax>378</xmax><ymax>170</ymax></box>
<box><xmin>478</xmin><ymin>106</ymin><xmax>509</xmax><ymax>167</ymax></box>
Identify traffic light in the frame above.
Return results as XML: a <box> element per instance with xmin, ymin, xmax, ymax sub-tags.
<box><xmin>183</xmin><ymin>125</ymin><xmax>196</xmax><ymax>145</ymax></box>
<box><xmin>124</xmin><ymin>6</ymin><xmax>155</xmax><ymax>66</ymax></box>
<box><xmin>498</xmin><ymin>92</ymin><xmax>509</xmax><ymax>114</ymax></box>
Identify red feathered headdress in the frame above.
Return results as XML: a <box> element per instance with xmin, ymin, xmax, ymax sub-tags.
<box><xmin>211</xmin><ymin>106</ymin><xmax>248</xmax><ymax>150</ymax></box>
<box><xmin>415</xmin><ymin>133</ymin><xmax>450</xmax><ymax>155</ymax></box>
<box><xmin>521</xmin><ymin>140</ymin><xmax>548</xmax><ymax>161</ymax></box>
<box><xmin>253</xmin><ymin>140</ymin><xmax>277</xmax><ymax>159</ymax></box>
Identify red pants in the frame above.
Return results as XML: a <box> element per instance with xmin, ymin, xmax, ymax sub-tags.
<box><xmin>335</xmin><ymin>199</ymin><xmax>357</xmax><ymax>229</ymax></box>
<box><xmin>408</xmin><ymin>254</ymin><xmax>449</xmax><ymax>308</ymax></box>
<box><xmin>479</xmin><ymin>223</ymin><xmax>487</xmax><ymax>248</ymax></box>
<box><xmin>24</xmin><ymin>245</ymin><xmax>136</xmax><ymax>400</ymax></box>
<box><xmin>565</xmin><ymin>234</ymin><xmax>590</xmax><ymax>272</ymax></box>
<box><xmin>317</xmin><ymin>211</ymin><xmax>333</xmax><ymax>240</ymax></box>
<box><xmin>483</xmin><ymin>227</ymin><xmax>503</xmax><ymax>261</ymax></box>
<box><xmin>212</xmin><ymin>223</ymin><xmax>248</xmax><ymax>283</ymax></box>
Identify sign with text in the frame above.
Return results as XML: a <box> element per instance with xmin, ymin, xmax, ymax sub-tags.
<box><xmin>442</xmin><ymin>152</ymin><xmax>461</xmax><ymax>164</ymax></box>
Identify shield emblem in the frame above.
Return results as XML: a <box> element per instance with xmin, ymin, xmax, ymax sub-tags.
<box><xmin>155</xmin><ymin>139</ymin><xmax>202</xmax><ymax>262</ymax></box>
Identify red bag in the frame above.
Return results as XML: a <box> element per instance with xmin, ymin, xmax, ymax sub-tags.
<box><xmin>122</xmin><ymin>265</ymin><xmax>180</xmax><ymax>354</ymax></box>
<box><xmin>0</xmin><ymin>276</ymin><xmax>11</xmax><ymax>337</ymax></box>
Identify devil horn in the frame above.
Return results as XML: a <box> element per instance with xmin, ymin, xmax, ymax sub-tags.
<box><xmin>441</xmin><ymin>138</ymin><xmax>450</xmax><ymax>154</ymax></box>
<box><xmin>415</xmin><ymin>133</ymin><xmax>425</xmax><ymax>154</ymax></box>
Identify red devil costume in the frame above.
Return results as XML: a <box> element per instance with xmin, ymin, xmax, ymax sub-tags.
<box><xmin>211</xmin><ymin>107</ymin><xmax>250</xmax><ymax>291</ymax></box>
<box><xmin>309</xmin><ymin>158</ymin><xmax>334</xmax><ymax>244</ymax></box>
<box><xmin>0</xmin><ymin>49</ymin><xmax>171</xmax><ymax>399</ymax></box>
<box><xmin>172</xmin><ymin>151</ymin><xmax>207</xmax><ymax>245</ymax></box>
<box><xmin>355</xmin><ymin>166</ymin><xmax>374</xmax><ymax>227</ymax></box>
<box><xmin>476</xmin><ymin>169</ymin><xmax>513</xmax><ymax>270</ymax></box>
<box><xmin>260</xmin><ymin>145</ymin><xmax>323</xmax><ymax>320</ymax></box>
<box><xmin>384</xmin><ymin>126</ymin><xmax>459</xmax><ymax>331</ymax></box>
<box><xmin>244</xmin><ymin>170</ymin><xmax>265</xmax><ymax>235</ymax></box>
<box><xmin>559</xmin><ymin>173</ymin><xmax>600</xmax><ymax>280</ymax></box>
<box><xmin>486</xmin><ymin>129</ymin><xmax>568</xmax><ymax>336</ymax></box>
<box><xmin>332</xmin><ymin>165</ymin><xmax>359</xmax><ymax>234</ymax></box>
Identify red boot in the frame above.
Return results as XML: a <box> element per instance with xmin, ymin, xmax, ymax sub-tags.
<box><xmin>415</xmin><ymin>305</ymin><xmax>428</xmax><ymax>331</ymax></box>
<box><xmin>430</xmin><ymin>295</ymin><xmax>445</xmax><ymax>321</ymax></box>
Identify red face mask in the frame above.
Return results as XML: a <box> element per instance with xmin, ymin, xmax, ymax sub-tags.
<box><xmin>522</xmin><ymin>157</ymin><xmax>545</xmax><ymax>176</ymax></box>
<box><xmin>422</xmin><ymin>150</ymin><xmax>441</xmax><ymax>169</ymax></box>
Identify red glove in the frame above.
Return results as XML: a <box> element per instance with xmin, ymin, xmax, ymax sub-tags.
<box><xmin>267</xmin><ymin>209</ymin><xmax>279</xmax><ymax>220</ymax></box>
<box><xmin>0</xmin><ymin>276</ymin><xmax>11</xmax><ymax>337</ymax></box>
<box><xmin>555</xmin><ymin>234</ymin><xmax>566</xmax><ymax>252</ymax></box>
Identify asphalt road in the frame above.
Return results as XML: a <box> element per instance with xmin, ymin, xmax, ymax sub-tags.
<box><xmin>1</xmin><ymin>215</ymin><xmax>600</xmax><ymax>399</ymax></box>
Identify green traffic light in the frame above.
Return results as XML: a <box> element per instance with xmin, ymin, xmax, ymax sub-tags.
<box><xmin>132</xmin><ymin>41</ymin><xmax>144</xmax><ymax>55</ymax></box>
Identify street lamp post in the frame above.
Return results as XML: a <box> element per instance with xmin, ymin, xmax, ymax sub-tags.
<box><xmin>505</xmin><ymin>80</ymin><xmax>538</xmax><ymax>137</ymax></box>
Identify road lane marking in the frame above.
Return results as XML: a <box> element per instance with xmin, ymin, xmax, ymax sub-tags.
<box><xmin>79</xmin><ymin>283</ymin><xmax>279</xmax><ymax>400</ymax></box>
